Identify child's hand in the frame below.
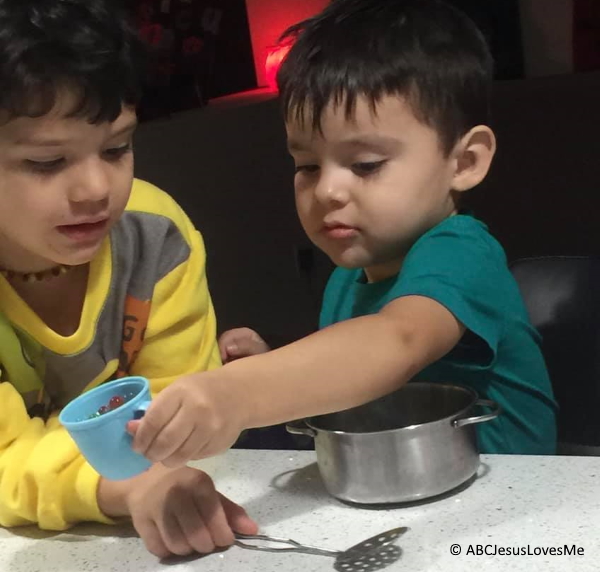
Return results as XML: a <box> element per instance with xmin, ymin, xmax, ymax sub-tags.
<box><xmin>128</xmin><ymin>371</ymin><xmax>245</xmax><ymax>466</ymax></box>
<box><xmin>218</xmin><ymin>328</ymin><xmax>270</xmax><ymax>363</ymax></box>
<box><xmin>97</xmin><ymin>464</ymin><xmax>258</xmax><ymax>558</ymax></box>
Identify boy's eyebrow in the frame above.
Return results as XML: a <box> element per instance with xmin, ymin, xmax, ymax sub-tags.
<box><xmin>287</xmin><ymin>139</ymin><xmax>308</xmax><ymax>152</ymax></box>
<box><xmin>287</xmin><ymin>135</ymin><xmax>401</xmax><ymax>153</ymax></box>
<box><xmin>110</xmin><ymin>119</ymin><xmax>139</xmax><ymax>138</ymax></box>
<box><xmin>338</xmin><ymin>135</ymin><xmax>402</xmax><ymax>152</ymax></box>
<box><xmin>14</xmin><ymin>119</ymin><xmax>138</xmax><ymax>147</ymax></box>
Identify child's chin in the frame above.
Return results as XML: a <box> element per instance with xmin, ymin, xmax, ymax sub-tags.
<box><xmin>330</xmin><ymin>254</ymin><xmax>367</xmax><ymax>270</ymax></box>
<box><xmin>56</xmin><ymin>245</ymin><xmax>102</xmax><ymax>267</ymax></box>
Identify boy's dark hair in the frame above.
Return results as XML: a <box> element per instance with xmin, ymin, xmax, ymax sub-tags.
<box><xmin>0</xmin><ymin>0</ymin><xmax>145</xmax><ymax>124</ymax></box>
<box><xmin>277</xmin><ymin>0</ymin><xmax>493</xmax><ymax>154</ymax></box>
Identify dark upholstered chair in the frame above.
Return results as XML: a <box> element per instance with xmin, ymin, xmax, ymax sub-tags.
<box><xmin>510</xmin><ymin>256</ymin><xmax>600</xmax><ymax>455</ymax></box>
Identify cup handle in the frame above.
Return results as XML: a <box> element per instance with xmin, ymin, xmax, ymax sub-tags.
<box><xmin>133</xmin><ymin>400</ymin><xmax>152</xmax><ymax>420</ymax></box>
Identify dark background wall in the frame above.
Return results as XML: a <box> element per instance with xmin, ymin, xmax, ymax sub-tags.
<box><xmin>133</xmin><ymin>71</ymin><xmax>600</xmax><ymax>346</ymax></box>
<box><xmin>468</xmin><ymin>71</ymin><xmax>600</xmax><ymax>258</ymax></box>
<box><xmin>449</xmin><ymin>0</ymin><xmax>525</xmax><ymax>79</ymax></box>
<box><xmin>209</xmin><ymin>0</ymin><xmax>256</xmax><ymax>96</ymax></box>
<box><xmin>130</xmin><ymin>0</ymin><xmax>525</xmax><ymax>115</ymax></box>
<box><xmin>130</xmin><ymin>0</ymin><xmax>256</xmax><ymax>120</ymax></box>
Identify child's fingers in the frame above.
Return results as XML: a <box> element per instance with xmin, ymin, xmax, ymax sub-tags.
<box><xmin>226</xmin><ymin>338</ymin><xmax>269</xmax><ymax>361</ymax></box>
<box><xmin>219</xmin><ymin>493</ymin><xmax>259</xmax><ymax>535</ymax></box>
<box><xmin>156</xmin><ymin>510</ymin><xmax>193</xmax><ymax>556</ymax></box>
<box><xmin>194</xmin><ymin>482</ymin><xmax>235</xmax><ymax>547</ymax></box>
<box><xmin>225</xmin><ymin>343</ymin><xmax>243</xmax><ymax>360</ymax></box>
<box><xmin>219</xmin><ymin>333</ymin><xmax>245</xmax><ymax>363</ymax></box>
<box><xmin>174</xmin><ymin>498</ymin><xmax>215</xmax><ymax>554</ymax></box>
<box><xmin>143</xmin><ymin>416</ymin><xmax>195</xmax><ymax>463</ymax></box>
<box><xmin>218</xmin><ymin>328</ymin><xmax>250</xmax><ymax>354</ymax></box>
<box><xmin>161</xmin><ymin>425</ymin><xmax>207</xmax><ymax>468</ymax></box>
<box><xmin>136</xmin><ymin>518</ymin><xmax>170</xmax><ymax>559</ymax></box>
<box><xmin>218</xmin><ymin>328</ymin><xmax>269</xmax><ymax>363</ymax></box>
<box><xmin>132</xmin><ymin>394</ymin><xmax>181</xmax><ymax>456</ymax></box>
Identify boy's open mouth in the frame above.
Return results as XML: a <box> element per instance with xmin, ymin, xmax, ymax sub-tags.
<box><xmin>57</xmin><ymin>219</ymin><xmax>109</xmax><ymax>241</ymax></box>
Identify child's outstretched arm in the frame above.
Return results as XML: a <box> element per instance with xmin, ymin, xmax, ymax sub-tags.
<box><xmin>130</xmin><ymin>295</ymin><xmax>465</xmax><ymax>466</ymax></box>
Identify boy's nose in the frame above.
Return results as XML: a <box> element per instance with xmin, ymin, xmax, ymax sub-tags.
<box><xmin>313</xmin><ymin>174</ymin><xmax>349</xmax><ymax>206</ymax></box>
<box><xmin>68</xmin><ymin>160</ymin><xmax>111</xmax><ymax>203</ymax></box>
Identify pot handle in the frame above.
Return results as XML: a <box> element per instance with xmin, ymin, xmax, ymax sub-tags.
<box><xmin>285</xmin><ymin>419</ymin><xmax>317</xmax><ymax>438</ymax></box>
<box><xmin>452</xmin><ymin>398</ymin><xmax>501</xmax><ymax>428</ymax></box>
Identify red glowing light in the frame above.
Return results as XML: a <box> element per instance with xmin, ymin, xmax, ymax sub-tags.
<box><xmin>265</xmin><ymin>43</ymin><xmax>292</xmax><ymax>91</ymax></box>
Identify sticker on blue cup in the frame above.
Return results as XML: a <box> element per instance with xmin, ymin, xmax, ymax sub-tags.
<box><xmin>59</xmin><ymin>376</ymin><xmax>152</xmax><ymax>480</ymax></box>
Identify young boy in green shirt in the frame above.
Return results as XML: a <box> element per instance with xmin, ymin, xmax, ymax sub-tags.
<box><xmin>131</xmin><ymin>0</ymin><xmax>557</xmax><ymax>462</ymax></box>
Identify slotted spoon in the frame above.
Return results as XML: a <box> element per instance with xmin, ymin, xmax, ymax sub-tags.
<box><xmin>235</xmin><ymin>526</ymin><xmax>408</xmax><ymax>571</ymax></box>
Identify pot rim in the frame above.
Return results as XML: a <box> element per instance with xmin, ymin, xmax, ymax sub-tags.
<box><xmin>304</xmin><ymin>382</ymin><xmax>480</xmax><ymax>436</ymax></box>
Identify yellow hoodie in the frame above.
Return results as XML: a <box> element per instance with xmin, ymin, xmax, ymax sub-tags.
<box><xmin>0</xmin><ymin>179</ymin><xmax>220</xmax><ymax>530</ymax></box>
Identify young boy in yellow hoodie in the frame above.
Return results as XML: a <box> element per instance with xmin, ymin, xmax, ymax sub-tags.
<box><xmin>0</xmin><ymin>0</ymin><xmax>256</xmax><ymax>558</ymax></box>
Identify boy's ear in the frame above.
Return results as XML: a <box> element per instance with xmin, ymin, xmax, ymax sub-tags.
<box><xmin>451</xmin><ymin>125</ymin><xmax>496</xmax><ymax>192</ymax></box>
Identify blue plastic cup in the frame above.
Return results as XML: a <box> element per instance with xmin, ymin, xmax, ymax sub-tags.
<box><xmin>59</xmin><ymin>376</ymin><xmax>152</xmax><ymax>480</ymax></box>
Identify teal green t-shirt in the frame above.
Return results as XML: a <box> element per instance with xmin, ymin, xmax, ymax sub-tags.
<box><xmin>319</xmin><ymin>214</ymin><xmax>557</xmax><ymax>455</ymax></box>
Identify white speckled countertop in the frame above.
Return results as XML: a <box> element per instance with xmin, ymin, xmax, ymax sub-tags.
<box><xmin>1</xmin><ymin>450</ymin><xmax>598</xmax><ymax>572</ymax></box>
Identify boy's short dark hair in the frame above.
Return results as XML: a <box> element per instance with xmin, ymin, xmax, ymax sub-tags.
<box><xmin>277</xmin><ymin>0</ymin><xmax>493</xmax><ymax>154</ymax></box>
<box><xmin>0</xmin><ymin>0</ymin><xmax>145</xmax><ymax>123</ymax></box>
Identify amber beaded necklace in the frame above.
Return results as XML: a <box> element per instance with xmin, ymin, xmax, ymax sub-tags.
<box><xmin>0</xmin><ymin>264</ymin><xmax>72</xmax><ymax>282</ymax></box>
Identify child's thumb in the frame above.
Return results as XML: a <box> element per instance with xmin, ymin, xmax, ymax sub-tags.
<box><xmin>126</xmin><ymin>419</ymin><xmax>140</xmax><ymax>435</ymax></box>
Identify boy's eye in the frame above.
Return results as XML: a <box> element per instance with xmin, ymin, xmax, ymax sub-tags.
<box><xmin>25</xmin><ymin>158</ymin><xmax>65</xmax><ymax>174</ymax></box>
<box><xmin>22</xmin><ymin>143</ymin><xmax>132</xmax><ymax>175</ymax></box>
<box><xmin>103</xmin><ymin>143</ymin><xmax>132</xmax><ymax>160</ymax></box>
<box><xmin>295</xmin><ymin>164</ymin><xmax>319</xmax><ymax>174</ymax></box>
<box><xmin>352</xmin><ymin>160</ymin><xmax>387</xmax><ymax>176</ymax></box>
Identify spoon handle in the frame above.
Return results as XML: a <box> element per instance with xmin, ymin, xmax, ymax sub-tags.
<box><xmin>235</xmin><ymin>533</ymin><xmax>339</xmax><ymax>557</ymax></box>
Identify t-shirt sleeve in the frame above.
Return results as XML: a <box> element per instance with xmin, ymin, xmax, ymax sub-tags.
<box><xmin>391</xmin><ymin>219</ymin><xmax>507</xmax><ymax>367</ymax></box>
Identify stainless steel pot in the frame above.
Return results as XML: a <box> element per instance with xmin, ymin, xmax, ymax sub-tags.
<box><xmin>287</xmin><ymin>382</ymin><xmax>500</xmax><ymax>504</ymax></box>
